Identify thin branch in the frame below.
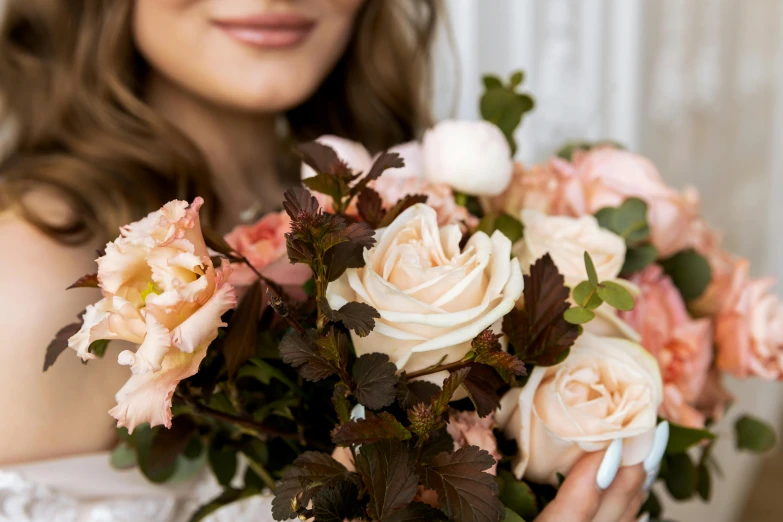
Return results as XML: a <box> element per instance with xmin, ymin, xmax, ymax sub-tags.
<box><xmin>404</xmin><ymin>360</ymin><xmax>469</xmax><ymax>380</ymax></box>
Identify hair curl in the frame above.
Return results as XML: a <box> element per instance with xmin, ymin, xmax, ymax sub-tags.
<box><xmin>0</xmin><ymin>0</ymin><xmax>437</xmax><ymax>244</ymax></box>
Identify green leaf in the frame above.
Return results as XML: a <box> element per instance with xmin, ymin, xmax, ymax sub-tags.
<box><xmin>208</xmin><ymin>446</ymin><xmax>238</xmax><ymax>487</ymax></box>
<box><xmin>353</xmin><ymin>353</ymin><xmax>399</xmax><ymax>410</ymax></box>
<box><xmin>494</xmin><ymin>213</ymin><xmax>525</xmax><ymax>243</ymax></box>
<box><xmin>597</xmin><ymin>281</ymin><xmax>635</xmax><ymax>311</ymax></box>
<box><xmin>110</xmin><ymin>441</ymin><xmax>137</xmax><ymax>470</ymax></box>
<box><xmin>483</xmin><ymin>75</ymin><xmax>503</xmax><ymax>90</ymax></box>
<box><xmin>503</xmin><ymin>508</ymin><xmax>525</xmax><ymax>522</ymax></box>
<box><xmin>572</xmin><ymin>280</ymin><xmax>600</xmax><ymax>310</ymax></box>
<box><xmin>583</xmin><ymin>252</ymin><xmax>599</xmax><ymax>286</ymax></box>
<box><xmin>564</xmin><ymin>306</ymin><xmax>595</xmax><ymax>325</ymax></box>
<box><xmin>432</xmin><ymin>367</ymin><xmax>472</xmax><ymax>417</ymax></box>
<box><xmin>236</xmin><ymin>358</ymin><xmax>295</xmax><ymax>389</ymax></box>
<box><xmin>510</xmin><ymin>70</ymin><xmax>524</xmax><ymax>88</ymax></box>
<box><xmin>595</xmin><ymin>198</ymin><xmax>650</xmax><ymax>246</ymax></box>
<box><xmin>554</xmin><ymin>141</ymin><xmax>593</xmax><ymax>161</ymax></box>
<box><xmin>88</xmin><ymin>338</ymin><xmax>110</xmax><ymax>358</ymax></box>
<box><xmin>419</xmin><ymin>446</ymin><xmax>504</xmax><ymax>522</ymax></box>
<box><xmin>667</xmin><ymin>423</ymin><xmax>716</xmax><ymax>454</ymax></box>
<box><xmin>355</xmin><ymin>441</ymin><xmax>418</xmax><ymax>521</ymax></box>
<box><xmin>663</xmin><ymin>453</ymin><xmax>697</xmax><ymax>500</ymax></box>
<box><xmin>621</xmin><ymin>244</ymin><xmax>658</xmax><ymax>275</ymax></box>
<box><xmin>735</xmin><ymin>415</ymin><xmax>777</xmax><ymax>453</ymax></box>
<box><xmin>332</xmin><ymin>383</ymin><xmax>351</xmax><ymax>425</ymax></box>
<box><xmin>660</xmin><ymin>249</ymin><xmax>712</xmax><ymax>301</ymax></box>
<box><xmin>498</xmin><ymin>470</ymin><xmax>538</xmax><ymax>520</ymax></box>
<box><xmin>697</xmin><ymin>461</ymin><xmax>712</xmax><ymax>501</ymax></box>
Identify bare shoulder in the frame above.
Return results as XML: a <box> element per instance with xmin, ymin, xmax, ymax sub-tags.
<box><xmin>0</xmin><ymin>211</ymin><xmax>129</xmax><ymax>466</ymax></box>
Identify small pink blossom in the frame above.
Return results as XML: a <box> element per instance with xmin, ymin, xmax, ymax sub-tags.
<box><xmin>446</xmin><ymin>410</ymin><xmax>501</xmax><ymax>475</ymax></box>
<box><xmin>620</xmin><ymin>265</ymin><xmax>714</xmax><ymax>427</ymax></box>
<box><xmin>373</xmin><ymin>175</ymin><xmax>477</xmax><ymax>228</ymax></box>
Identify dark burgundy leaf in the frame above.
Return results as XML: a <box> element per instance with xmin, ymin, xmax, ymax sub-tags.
<box><xmin>396</xmin><ymin>379</ymin><xmax>441</xmax><ymax>411</ymax></box>
<box><xmin>471</xmin><ymin>329</ymin><xmax>503</xmax><ymax>354</ymax></box>
<box><xmin>357</xmin><ymin>187</ymin><xmax>386</xmax><ymax>228</ymax></box>
<box><xmin>353</xmin><ymin>353</ymin><xmax>399</xmax><ymax>409</ymax></box>
<box><xmin>324</xmin><ymin>241</ymin><xmax>367</xmax><ymax>282</ymax></box>
<box><xmin>379</xmin><ymin>194</ymin><xmax>429</xmax><ymax>228</ymax></box>
<box><xmin>342</xmin><ymin>221</ymin><xmax>376</xmax><ymax>249</ymax></box>
<box><xmin>432</xmin><ymin>367</ymin><xmax>471</xmax><ymax>417</ymax></box>
<box><xmin>299</xmin><ymin>141</ymin><xmax>356</xmax><ymax>181</ymax></box>
<box><xmin>279</xmin><ymin>330</ymin><xmax>335</xmax><ymax>382</ymax></box>
<box><xmin>353</xmin><ymin>151</ymin><xmax>405</xmax><ymax>195</ymax></box>
<box><xmin>332</xmin><ymin>383</ymin><xmax>351</xmax><ymax>425</ymax></box>
<box><xmin>272</xmin><ymin>452</ymin><xmax>354</xmax><ymax>521</ymax></box>
<box><xmin>202</xmin><ymin>226</ymin><xmax>238</xmax><ymax>259</ymax></box>
<box><xmin>384</xmin><ymin>502</ymin><xmax>448</xmax><ymax>522</ymax></box>
<box><xmin>503</xmin><ymin>254</ymin><xmax>579</xmax><ymax>366</ymax></box>
<box><xmin>314</xmin><ymin>327</ymin><xmax>349</xmax><ymax>368</ymax></box>
<box><xmin>220</xmin><ymin>281</ymin><xmax>261</xmax><ymax>378</ymax></box>
<box><xmin>303</xmin><ymin>174</ymin><xmax>344</xmax><ymax>203</ymax></box>
<box><xmin>311</xmin><ymin>480</ymin><xmax>362</xmax><ymax>522</ymax></box>
<box><xmin>462</xmin><ymin>364</ymin><xmax>504</xmax><ymax>417</ymax></box>
<box><xmin>149</xmin><ymin>417</ymin><xmax>196</xmax><ymax>477</ymax></box>
<box><xmin>356</xmin><ymin>441</ymin><xmax>418</xmax><ymax>521</ymax></box>
<box><xmin>43</xmin><ymin>321</ymin><xmax>82</xmax><ymax>371</ymax></box>
<box><xmin>285</xmin><ymin>236</ymin><xmax>315</xmax><ymax>266</ymax></box>
<box><xmin>66</xmin><ymin>273</ymin><xmax>99</xmax><ymax>290</ymax></box>
<box><xmin>419</xmin><ymin>446</ymin><xmax>504</xmax><ymax>522</ymax></box>
<box><xmin>282</xmin><ymin>186</ymin><xmax>320</xmax><ymax>221</ymax></box>
<box><xmin>322</xmin><ymin>299</ymin><xmax>381</xmax><ymax>338</ymax></box>
<box><xmin>332</xmin><ymin>411</ymin><xmax>411</xmax><ymax>446</ymax></box>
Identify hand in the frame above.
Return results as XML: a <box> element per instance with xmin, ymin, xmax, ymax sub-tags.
<box><xmin>536</xmin><ymin>423</ymin><xmax>669</xmax><ymax>522</ymax></box>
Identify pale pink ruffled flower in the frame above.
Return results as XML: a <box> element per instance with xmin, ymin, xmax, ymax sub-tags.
<box><xmin>620</xmin><ymin>265</ymin><xmax>714</xmax><ymax>427</ymax></box>
<box><xmin>68</xmin><ymin>198</ymin><xmax>237</xmax><ymax>432</ymax></box>
<box><xmin>715</xmin><ymin>259</ymin><xmax>783</xmax><ymax>380</ymax></box>
<box><xmin>373</xmin><ymin>175</ymin><xmax>478</xmax><ymax>228</ymax></box>
<box><xmin>446</xmin><ymin>410</ymin><xmax>501</xmax><ymax>475</ymax></box>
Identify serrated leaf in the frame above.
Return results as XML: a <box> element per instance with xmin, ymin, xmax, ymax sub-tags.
<box><xmin>666</xmin><ymin>422</ymin><xmax>715</xmax><ymax>454</ymax></box>
<box><xmin>322</xmin><ymin>298</ymin><xmax>380</xmax><ymax>337</ymax></box>
<box><xmin>472</xmin><ymin>346</ymin><xmax>526</xmax><ymax>386</ymax></box>
<box><xmin>272</xmin><ymin>452</ymin><xmax>353</xmax><ymax>521</ymax></box>
<box><xmin>462</xmin><ymin>363</ymin><xmax>504</xmax><ymax>417</ymax></box>
<box><xmin>597</xmin><ymin>281</ymin><xmax>635</xmax><ymax>311</ymax></box>
<box><xmin>303</xmin><ymin>173</ymin><xmax>346</xmax><ymax>204</ymax></box>
<box><xmin>356</xmin><ymin>441</ymin><xmax>418</xmax><ymax>521</ymax></box>
<box><xmin>397</xmin><ymin>379</ymin><xmax>441</xmax><ymax>411</ymax></box>
<box><xmin>379</xmin><ymin>194</ymin><xmax>429</xmax><ymax>228</ymax></box>
<box><xmin>563</xmin><ymin>306</ymin><xmax>595</xmax><ymax>325</ymax></box>
<box><xmin>660</xmin><ymin>249</ymin><xmax>713</xmax><ymax>301</ymax></box>
<box><xmin>66</xmin><ymin>273</ymin><xmax>99</xmax><ymax>290</ymax></box>
<box><xmin>353</xmin><ymin>151</ymin><xmax>405</xmax><ymax>195</ymax></box>
<box><xmin>43</xmin><ymin>321</ymin><xmax>82</xmax><ymax>371</ymax></box>
<box><xmin>312</xmin><ymin>480</ymin><xmax>363</xmax><ymax>522</ymax></box>
<box><xmin>314</xmin><ymin>327</ymin><xmax>349</xmax><ymax>368</ymax></box>
<box><xmin>358</xmin><ymin>187</ymin><xmax>386</xmax><ymax>228</ymax></box>
<box><xmin>471</xmin><ymin>328</ymin><xmax>503</xmax><ymax>354</ymax></box>
<box><xmin>299</xmin><ymin>141</ymin><xmax>356</xmax><ymax>181</ymax></box>
<box><xmin>282</xmin><ymin>186</ymin><xmax>321</xmax><ymax>221</ymax></box>
<box><xmin>324</xmin><ymin>240</ymin><xmax>369</xmax><ymax>282</ymax></box>
<box><xmin>735</xmin><ymin>415</ymin><xmax>777</xmax><ymax>453</ymax></box>
<box><xmin>332</xmin><ymin>411</ymin><xmax>411</xmax><ymax>446</ymax></box>
<box><xmin>220</xmin><ymin>281</ymin><xmax>261</xmax><ymax>378</ymax></box>
<box><xmin>353</xmin><ymin>353</ymin><xmax>399</xmax><ymax>410</ymax></box>
<box><xmin>621</xmin><ymin>243</ymin><xmax>658</xmax><ymax>275</ymax></box>
<box><xmin>385</xmin><ymin>502</ymin><xmax>449</xmax><ymax>522</ymax></box>
<box><xmin>419</xmin><ymin>446</ymin><xmax>504</xmax><ymax>522</ymax></box>
<box><xmin>432</xmin><ymin>367</ymin><xmax>471</xmax><ymax>417</ymax></box>
<box><xmin>503</xmin><ymin>254</ymin><xmax>580</xmax><ymax>366</ymax></box>
<box><xmin>279</xmin><ymin>330</ymin><xmax>335</xmax><ymax>382</ymax></box>
<box><xmin>498</xmin><ymin>470</ymin><xmax>538</xmax><ymax>520</ymax></box>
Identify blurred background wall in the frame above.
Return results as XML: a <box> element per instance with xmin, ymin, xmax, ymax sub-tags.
<box><xmin>431</xmin><ymin>1</ymin><xmax>783</xmax><ymax>520</ymax></box>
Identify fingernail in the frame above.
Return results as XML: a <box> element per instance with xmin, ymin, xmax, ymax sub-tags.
<box><xmin>350</xmin><ymin>404</ymin><xmax>366</xmax><ymax>421</ymax></box>
<box><xmin>644</xmin><ymin>421</ymin><xmax>669</xmax><ymax>473</ymax></box>
<box><xmin>637</xmin><ymin>513</ymin><xmax>650</xmax><ymax>522</ymax></box>
<box><xmin>596</xmin><ymin>438</ymin><xmax>623</xmax><ymax>490</ymax></box>
<box><xmin>643</xmin><ymin>464</ymin><xmax>659</xmax><ymax>492</ymax></box>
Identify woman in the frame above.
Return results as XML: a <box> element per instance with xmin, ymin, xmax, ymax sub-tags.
<box><xmin>0</xmin><ymin>1</ymin><xmax>646</xmax><ymax>520</ymax></box>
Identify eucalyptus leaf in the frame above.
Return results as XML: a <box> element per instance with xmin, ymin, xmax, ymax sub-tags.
<box><xmin>666</xmin><ymin>423</ymin><xmax>715</xmax><ymax>454</ymax></box>
<box><xmin>572</xmin><ymin>281</ymin><xmax>601</xmax><ymax>310</ymax></box>
<box><xmin>660</xmin><ymin>249</ymin><xmax>712</xmax><ymax>301</ymax></box>
<box><xmin>498</xmin><ymin>470</ymin><xmax>538</xmax><ymax>520</ymax></box>
<box><xmin>735</xmin><ymin>415</ymin><xmax>777</xmax><ymax>453</ymax></box>
<box><xmin>564</xmin><ymin>306</ymin><xmax>595</xmax><ymax>325</ymax></box>
<box><xmin>597</xmin><ymin>281</ymin><xmax>635</xmax><ymax>311</ymax></box>
<box><xmin>663</xmin><ymin>453</ymin><xmax>697</xmax><ymax>500</ymax></box>
<box><xmin>583</xmin><ymin>252</ymin><xmax>599</xmax><ymax>286</ymax></box>
<box><xmin>622</xmin><ymin>244</ymin><xmax>658</xmax><ymax>275</ymax></box>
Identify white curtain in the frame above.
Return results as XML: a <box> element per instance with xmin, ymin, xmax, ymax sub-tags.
<box><xmin>433</xmin><ymin>1</ymin><xmax>783</xmax><ymax>520</ymax></box>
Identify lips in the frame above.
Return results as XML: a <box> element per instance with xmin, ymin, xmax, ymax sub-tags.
<box><xmin>213</xmin><ymin>12</ymin><xmax>316</xmax><ymax>49</ymax></box>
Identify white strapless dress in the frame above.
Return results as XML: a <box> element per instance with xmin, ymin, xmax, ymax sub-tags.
<box><xmin>0</xmin><ymin>453</ymin><xmax>274</xmax><ymax>522</ymax></box>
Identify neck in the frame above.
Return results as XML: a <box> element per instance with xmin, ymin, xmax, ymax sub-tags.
<box><xmin>144</xmin><ymin>73</ymin><xmax>281</xmax><ymax>230</ymax></box>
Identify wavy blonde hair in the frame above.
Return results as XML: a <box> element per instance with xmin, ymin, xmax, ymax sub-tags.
<box><xmin>0</xmin><ymin>0</ymin><xmax>437</xmax><ymax>244</ymax></box>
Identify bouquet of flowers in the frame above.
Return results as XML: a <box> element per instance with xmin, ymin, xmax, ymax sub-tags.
<box><xmin>46</xmin><ymin>72</ymin><xmax>779</xmax><ymax>522</ymax></box>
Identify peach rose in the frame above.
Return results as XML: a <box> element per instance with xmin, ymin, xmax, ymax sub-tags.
<box><xmin>513</xmin><ymin>209</ymin><xmax>626</xmax><ymax>287</ymax></box>
<box><xmin>689</xmin><ymin>219</ymin><xmax>738</xmax><ymax>317</ymax></box>
<box><xmin>373</xmin><ymin>175</ymin><xmax>477</xmax><ymax>228</ymax></box>
<box><xmin>446</xmin><ymin>410</ymin><xmax>501</xmax><ymax>475</ymax></box>
<box><xmin>224</xmin><ymin>211</ymin><xmax>311</xmax><ymax>295</ymax></box>
<box><xmin>325</xmin><ymin>204</ymin><xmax>523</xmax><ymax>381</ymax></box>
<box><xmin>497</xmin><ymin>333</ymin><xmax>663</xmax><ymax>485</ymax></box>
<box><xmin>619</xmin><ymin>265</ymin><xmax>713</xmax><ymax>427</ymax></box>
<box><xmin>488</xmin><ymin>162</ymin><xmax>565</xmax><ymax>217</ymax></box>
<box><xmin>715</xmin><ymin>259</ymin><xmax>783</xmax><ymax>380</ymax></box>
<box><xmin>551</xmin><ymin>148</ymin><xmax>699</xmax><ymax>258</ymax></box>
<box><xmin>68</xmin><ymin>198</ymin><xmax>237</xmax><ymax>432</ymax></box>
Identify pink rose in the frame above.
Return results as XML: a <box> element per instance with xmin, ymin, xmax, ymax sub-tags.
<box><xmin>489</xmin><ymin>162</ymin><xmax>565</xmax><ymax>217</ymax></box>
<box><xmin>552</xmin><ymin>148</ymin><xmax>699</xmax><ymax>258</ymax></box>
<box><xmin>715</xmin><ymin>259</ymin><xmax>783</xmax><ymax>380</ymax></box>
<box><xmin>224</xmin><ymin>211</ymin><xmax>311</xmax><ymax>295</ymax></box>
<box><xmin>68</xmin><ymin>198</ymin><xmax>237</xmax><ymax>432</ymax></box>
<box><xmin>446</xmin><ymin>411</ymin><xmax>501</xmax><ymax>475</ymax></box>
<box><xmin>689</xmin><ymin>220</ymin><xmax>737</xmax><ymax>317</ymax></box>
<box><xmin>620</xmin><ymin>265</ymin><xmax>713</xmax><ymax>427</ymax></box>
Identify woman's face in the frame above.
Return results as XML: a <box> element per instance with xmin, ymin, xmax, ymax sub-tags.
<box><xmin>133</xmin><ymin>0</ymin><xmax>364</xmax><ymax>112</ymax></box>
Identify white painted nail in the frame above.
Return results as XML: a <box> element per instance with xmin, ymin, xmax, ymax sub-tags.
<box><xmin>350</xmin><ymin>404</ymin><xmax>366</xmax><ymax>421</ymax></box>
<box><xmin>643</xmin><ymin>464</ymin><xmax>659</xmax><ymax>492</ymax></box>
<box><xmin>644</xmin><ymin>421</ymin><xmax>670</xmax><ymax>474</ymax></box>
<box><xmin>596</xmin><ymin>438</ymin><xmax>623</xmax><ymax>490</ymax></box>
<box><xmin>637</xmin><ymin>513</ymin><xmax>650</xmax><ymax>522</ymax></box>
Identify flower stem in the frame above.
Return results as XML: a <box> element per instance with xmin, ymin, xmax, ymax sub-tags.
<box><xmin>405</xmin><ymin>360</ymin><xmax>469</xmax><ymax>380</ymax></box>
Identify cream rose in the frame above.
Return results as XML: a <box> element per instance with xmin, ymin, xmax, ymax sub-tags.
<box><xmin>325</xmin><ymin>204</ymin><xmax>523</xmax><ymax>379</ymax></box>
<box><xmin>422</xmin><ymin>120</ymin><xmax>513</xmax><ymax>196</ymax></box>
<box><xmin>514</xmin><ymin>209</ymin><xmax>626</xmax><ymax>287</ymax></box>
<box><xmin>497</xmin><ymin>333</ymin><xmax>663</xmax><ymax>485</ymax></box>
<box><xmin>68</xmin><ymin>198</ymin><xmax>237</xmax><ymax>432</ymax></box>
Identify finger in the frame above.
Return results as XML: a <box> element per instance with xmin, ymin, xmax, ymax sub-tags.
<box><xmin>537</xmin><ymin>439</ymin><xmax>623</xmax><ymax>522</ymax></box>
<box><xmin>593</xmin><ymin>464</ymin><xmax>645</xmax><ymax>522</ymax></box>
<box><xmin>618</xmin><ymin>491</ymin><xmax>647</xmax><ymax>522</ymax></box>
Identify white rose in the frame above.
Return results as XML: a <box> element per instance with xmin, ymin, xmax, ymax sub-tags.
<box><xmin>514</xmin><ymin>209</ymin><xmax>626</xmax><ymax>287</ymax></box>
<box><xmin>326</xmin><ymin>204</ymin><xmax>523</xmax><ymax>381</ymax></box>
<box><xmin>422</xmin><ymin>120</ymin><xmax>513</xmax><ymax>196</ymax></box>
<box><xmin>300</xmin><ymin>135</ymin><xmax>373</xmax><ymax>180</ymax></box>
<box><xmin>497</xmin><ymin>333</ymin><xmax>663</xmax><ymax>485</ymax></box>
